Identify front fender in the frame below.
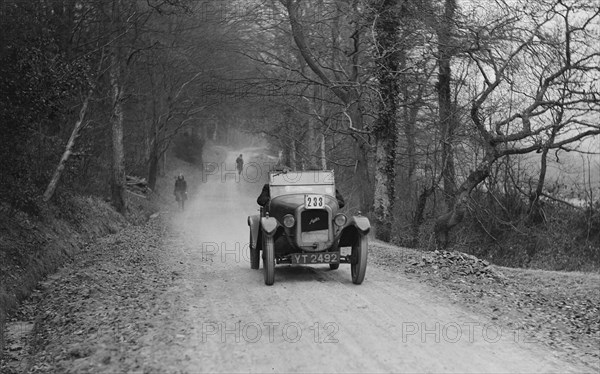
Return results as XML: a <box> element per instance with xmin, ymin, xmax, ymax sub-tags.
<box><xmin>338</xmin><ymin>215</ymin><xmax>370</xmax><ymax>247</ymax></box>
<box><xmin>248</xmin><ymin>215</ymin><xmax>260</xmax><ymax>249</ymax></box>
<box><xmin>352</xmin><ymin>215</ymin><xmax>370</xmax><ymax>234</ymax></box>
<box><xmin>260</xmin><ymin>216</ymin><xmax>279</xmax><ymax>236</ymax></box>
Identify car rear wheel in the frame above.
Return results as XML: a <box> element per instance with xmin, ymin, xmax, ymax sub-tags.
<box><xmin>250</xmin><ymin>232</ymin><xmax>259</xmax><ymax>270</ymax></box>
<box><xmin>329</xmin><ymin>263</ymin><xmax>339</xmax><ymax>270</ymax></box>
<box><xmin>263</xmin><ymin>235</ymin><xmax>275</xmax><ymax>285</ymax></box>
<box><xmin>351</xmin><ymin>235</ymin><xmax>368</xmax><ymax>284</ymax></box>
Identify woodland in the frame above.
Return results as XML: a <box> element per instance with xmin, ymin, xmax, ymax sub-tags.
<box><xmin>1</xmin><ymin>0</ymin><xmax>599</xmax><ymax>270</ymax></box>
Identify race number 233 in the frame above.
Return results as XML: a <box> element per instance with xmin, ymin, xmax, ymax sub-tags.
<box><xmin>305</xmin><ymin>194</ymin><xmax>324</xmax><ymax>209</ymax></box>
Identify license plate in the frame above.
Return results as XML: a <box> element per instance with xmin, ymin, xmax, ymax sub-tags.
<box><xmin>291</xmin><ymin>252</ymin><xmax>340</xmax><ymax>264</ymax></box>
<box><xmin>305</xmin><ymin>194</ymin><xmax>325</xmax><ymax>209</ymax></box>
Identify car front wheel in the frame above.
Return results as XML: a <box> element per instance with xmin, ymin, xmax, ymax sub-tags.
<box><xmin>263</xmin><ymin>234</ymin><xmax>275</xmax><ymax>285</ymax></box>
<box><xmin>351</xmin><ymin>235</ymin><xmax>368</xmax><ymax>284</ymax></box>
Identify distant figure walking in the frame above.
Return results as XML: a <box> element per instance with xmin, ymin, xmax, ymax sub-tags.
<box><xmin>174</xmin><ymin>174</ymin><xmax>187</xmax><ymax>210</ymax></box>
<box><xmin>236</xmin><ymin>154</ymin><xmax>244</xmax><ymax>175</ymax></box>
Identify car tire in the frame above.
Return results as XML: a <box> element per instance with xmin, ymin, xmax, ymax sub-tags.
<box><xmin>250</xmin><ymin>232</ymin><xmax>259</xmax><ymax>270</ymax></box>
<box><xmin>263</xmin><ymin>235</ymin><xmax>275</xmax><ymax>286</ymax></box>
<box><xmin>329</xmin><ymin>263</ymin><xmax>339</xmax><ymax>270</ymax></box>
<box><xmin>351</xmin><ymin>235</ymin><xmax>368</xmax><ymax>284</ymax></box>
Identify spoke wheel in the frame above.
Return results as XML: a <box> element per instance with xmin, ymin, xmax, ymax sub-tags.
<box><xmin>250</xmin><ymin>232</ymin><xmax>259</xmax><ymax>269</ymax></box>
<box><xmin>263</xmin><ymin>235</ymin><xmax>275</xmax><ymax>285</ymax></box>
<box><xmin>351</xmin><ymin>235</ymin><xmax>368</xmax><ymax>284</ymax></box>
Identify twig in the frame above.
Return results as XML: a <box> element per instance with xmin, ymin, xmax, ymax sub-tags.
<box><xmin>126</xmin><ymin>190</ymin><xmax>148</xmax><ymax>199</ymax></box>
<box><xmin>540</xmin><ymin>192</ymin><xmax>585</xmax><ymax>209</ymax></box>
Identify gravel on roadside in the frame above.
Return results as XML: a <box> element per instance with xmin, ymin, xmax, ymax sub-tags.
<box><xmin>368</xmin><ymin>240</ymin><xmax>600</xmax><ymax>371</ymax></box>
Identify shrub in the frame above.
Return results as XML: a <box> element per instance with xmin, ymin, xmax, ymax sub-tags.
<box><xmin>457</xmin><ymin>192</ymin><xmax>600</xmax><ymax>271</ymax></box>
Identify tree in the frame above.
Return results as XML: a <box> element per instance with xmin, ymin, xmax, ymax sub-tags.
<box><xmin>0</xmin><ymin>0</ymin><xmax>98</xmax><ymax>211</ymax></box>
<box><xmin>436</xmin><ymin>0</ymin><xmax>458</xmax><ymax>209</ymax></box>
<box><xmin>281</xmin><ymin>0</ymin><xmax>374</xmax><ymax>211</ymax></box>
<box><xmin>370</xmin><ymin>0</ymin><xmax>402</xmax><ymax>241</ymax></box>
<box><xmin>434</xmin><ymin>0</ymin><xmax>600</xmax><ymax>248</ymax></box>
<box><xmin>108</xmin><ymin>0</ymin><xmax>127</xmax><ymax>213</ymax></box>
<box><xmin>43</xmin><ymin>83</ymin><xmax>96</xmax><ymax>202</ymax></box>
<box><xmin>133</xmin><ymin>4</ymin><xmax>232</xmax><ymax>189</ymax></box>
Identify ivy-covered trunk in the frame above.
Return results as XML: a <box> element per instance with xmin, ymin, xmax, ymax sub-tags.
<box><xmin>372</xmin><ymin>0</ymin><xmax>400</xmax><ymax>241</ymax></box>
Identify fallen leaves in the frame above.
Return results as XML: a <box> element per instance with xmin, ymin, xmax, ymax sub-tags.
<box><xmin>0</xmin><ymin>217</ymin><xmax>178</xmax><ymax>373</ymax></box>
<box><xmin>369</xmin><ymin>242</ymin><xmax>600</xmax><ymax>370</ymax></box>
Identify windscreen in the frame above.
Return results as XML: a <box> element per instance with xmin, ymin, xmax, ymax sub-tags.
<box><xmin>269</xmin><ymin>171</ymin><xmax>335</xmax><ymax>199</ymax></box>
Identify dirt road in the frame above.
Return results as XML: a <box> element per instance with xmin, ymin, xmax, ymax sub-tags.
<box><xmin>4</xmin><ymin>148</ymin><xmax>593</xmax><ymax>373</ymax></box>
<box><xmin>141</xmin><ymin>149</ymin><xmax>588</xmax><ymax>373</ymax></box>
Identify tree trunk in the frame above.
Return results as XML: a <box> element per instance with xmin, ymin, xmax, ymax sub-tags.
<box><xmin>320</xmin><ymin>133</ymin><xmax>327</xmax><ymax>170</ymax></box>
<box><xmin>349</xmin><ymin>101</ymin><xmax>373</xmax><ymax>213</ymax></box>
<box><xmin>43</xmin><ymin>89</ymin><xmax>93</xmax><ymax>202</ymax></box>
<box><xmin>528</xmin><ymin>125</ymin><xmax>558</xmax><ymax>223</ymax></box>
<box><xmin>373</xmin><ymin>137</ymin><xmax>395</xmax><ymax>240</ymax></box>
<box><xmin>147</xmin><ymin>96</ymin><xmax>160</xmax><ymax>191</ymax></box>
<box><xmin>109</xmin><ymin>0</ymin><xmax>126</xmax><ymax>214</ymax></box>
<box><xmin>43</xmin><ymin>44</ymin><xmax>105</xmax><ymax>202</ymax></box>
<box><xmin>146</xmin><ymin>66</ymin><xmax>160</xmax><ymax>190</ymax></box>
<box><xmin>434</xmin><ymin>151</ymin><xmax>496</xmax><ymax>249</ymax></box>
<box><xmin>403</xmin><ymin>106</ymin><xmax>418</xmax><ymax>198</ymax></box>
<box><xmin>147</xmin><ymin>140</ymin><xmax>159</xmax><ymax>191</ymax></box>
<box><xmin>399</xmin><ymin>40</ymin><xmax>423</xmax><ymax>219</ymax></box>
<box><xmin>306</xmin><ymin>91</ymin><xmax>319</xmax><ymax>169</ymax></box>
<box><xmin>437</xmin><ymin>0</ymin><xmax>457</xmax><ymax>209</ymax></box>
<box><xmin>372</xmin><ymin>0</ymin><xmax>400</xmax><ymax>241</ymax></box>
<box><xmin>318</xmin><ymin>84</ymin><xmax>327</xmax><ymax>170</ymax></box>
<box><xmin>289</xmin><ymin>139</ymin><xmax>297</xmax><ymax>170</ymax></box>
<box><xmin>411</xmin><ymin>186</ymin><xmax>435</xmax><ymax>247</ymax></box>
<box><xmin>528</xmin><ymin>147</ymin><xmax>549</xmax><ymax>223</ymax></box>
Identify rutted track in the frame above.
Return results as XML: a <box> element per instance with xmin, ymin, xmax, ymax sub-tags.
<box><xmin>144</xmin><ymin>149</ymin><xmax>588</xmax><ymax>373</ymax></box>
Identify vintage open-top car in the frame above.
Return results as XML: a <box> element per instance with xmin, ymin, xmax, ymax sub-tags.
<box><xmin>247</xmin><ymin>169</ymin><xmax>370</xmax><ymax>285</ymax></box>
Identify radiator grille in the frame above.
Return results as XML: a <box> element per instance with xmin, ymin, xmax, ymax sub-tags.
<box><xmin>300</xmin><ymin>209</ymin><xmax>328</xmax><ymax>232</ymax></box>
